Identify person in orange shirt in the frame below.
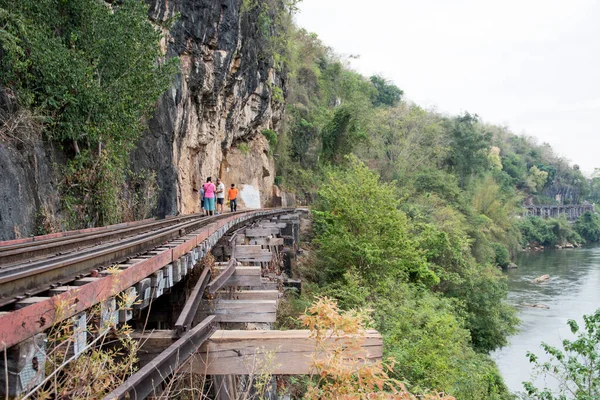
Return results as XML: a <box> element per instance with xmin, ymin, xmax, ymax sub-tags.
<box><xmin>228</xmin><ymin>183</ymin><xmax>239</xmax><ymax>212</ymax></box>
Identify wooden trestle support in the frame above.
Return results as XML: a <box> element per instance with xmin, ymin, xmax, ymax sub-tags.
<box><xmin>104</xmin><ymin>212</ymin><xmax>382</xmax><ymax>399</ymax></box>
<box><xmin>0</xmin><ymin>210</ymin><xmax>382</xmax><ymax>399</ymax></box>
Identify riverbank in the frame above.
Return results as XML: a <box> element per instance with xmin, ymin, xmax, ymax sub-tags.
<box><xmin>518</xmin><ymin>211</ymin><xmax>600</xmax><ymax>253</ymax></box>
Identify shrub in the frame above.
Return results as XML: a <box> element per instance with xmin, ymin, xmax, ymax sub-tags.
<box><xmin>517</xmin><ymin>216</ymin><xmax>557</xmax><ymax>246</ymax></box>
<box><xmin>524</xmin><ymin>309</ymin><xmax>600</xmax><ymax>399</ymax></box>
<box><xmin>312</xmin><ymin>156</ymin><xmax>437</xmax><ymax>286</ymax></box>
<box><xmin>237</xmin><ymin>142</ymin><xmax>250</xmax><ymax>155</ymax></box>
<box><xmin>262</xmin><ymin>128</ymin><xmax>278</xmax><ymax>149</ymax></box>
<box><xmin>0</xmin><ymin>0</ymin><xmax>178</xmax><ymax>227</ymax></box>
<box><xmin>301</xmin><ymin>296</ymin><xmax>456</xmax><ymax>399</ymax></box>
<box><xmin>491</xmin><ymin>242</ymin><xmax>510</xmax><ymax>268</ymax></box>
<box><xmin>575</xmin><ymin>211</ymin><xmax>600</xmax><ymax>242</ymax></box>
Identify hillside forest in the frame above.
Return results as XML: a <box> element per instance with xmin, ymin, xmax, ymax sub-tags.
<box><xmin>2</xmin><ymin>0</ymin><xmax>600</xmax><ymax>399</ymax></box>
<box><xmin>272</xmin><ymin>14</ymin><xmax>600</xmax><ymax>400</ymax></box>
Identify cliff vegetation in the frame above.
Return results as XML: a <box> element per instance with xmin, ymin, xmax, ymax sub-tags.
<box><xmin>273</xmin><ymin>18</ymin><xmax>600</xmax><ymax>400</ymax></box>
<box><xmin>0</xmin><ymin>0</ymin><xmax>178</xmax><ymax>227</ymax></box>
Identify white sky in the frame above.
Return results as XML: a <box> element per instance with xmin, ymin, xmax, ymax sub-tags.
<box><xmin>296</xmin><ymin>0</ymin><xmax>600</xmax><ymax>172</ymax></box>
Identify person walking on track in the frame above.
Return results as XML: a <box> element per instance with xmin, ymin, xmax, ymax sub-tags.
<box><xmin>203</xmin><ymin>177</ymin><xmax>216</xmax><ymax>216</ymax></box>
<box><xmin>228</xmin><ymin>183</ymin><xmax>239</xmax><ymax>212</ymax></box>
<box><xmin>216</xmin><ymin>178</ymin><xmax>225</xmax><ymax>214</ymax></box>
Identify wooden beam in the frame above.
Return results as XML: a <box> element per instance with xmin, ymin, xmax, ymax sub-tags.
<box><xmin>201</xmin><ymin>300</ymin><xmax>277</xmax><ymax>323</ymax></box>
<box><xmin>133</xmin><ymin>329</ymin><xmax>382</xmax><ymax>375</ymax></box>
<box><xmin>244</xmin><ymin>228</ymin><xmax>280</xmax><ymax>238</ymax></box>
<box><xmin>234</xmin><ymin>245</ymin><xmax>264</xmax><ymax>257</ymax></box>
<box><xmin>133</xmin><ymin>330</ymin><xmax>179</xmax><ymax>357</ymax></box>
<box><xmin>217</xmin><ymin>266</ymin><xmax>262</xmax><ymax>287</ymax></box>
<box><xmin>195</xmin><ymin>329</ymin><xmax>382</xmax><ymax>375</ymax></box>
<box><xmin>215</xmin><ymin>290</ymin><xmax>280</xmax><ymax>301</ymax></box>
<box><xmin>174</xmin><ymin>267</ymin><xmax>211</xmax><ymax>335</ymax></box>
<box><xmin>241</xmin><ymin>279</ymin><xmax>279</xmax><ymax>291</ymax></box>
<box><xmin>258</xmin><ymin>222</ymin><xmax>287</xmax><ymax>229</ymax></box>
<box><xmin>248</xmin><ymin>237</ymin><xmax>284</xmax><ymax>246</ymax></box>
<box><xmin>233</xmin><ymin>244</ymin><xmax>273</xmax><ymax>262</ymax></box>
<box><xmin>237</xmin><ymin>255</ymin><xmax>273</xmax><ymax>263</ymax></box>
<box><xmin>207</xmin><ymin>258</ymin><xmax>237</xmax><ymax>294</ymax></box>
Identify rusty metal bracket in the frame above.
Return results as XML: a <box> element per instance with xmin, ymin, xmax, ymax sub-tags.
<box><xmin>103</xmin><ymin>315</ymin><xmax>216</xmax><ymax>400</ymax></box>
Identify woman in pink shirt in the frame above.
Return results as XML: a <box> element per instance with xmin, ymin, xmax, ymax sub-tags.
<box><xmin>202</xmin><ymin>177</ymin><xmax>216</xmax><ymax>216</ymax></box>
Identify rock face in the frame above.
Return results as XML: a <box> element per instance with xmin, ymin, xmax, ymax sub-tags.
<box><xmin>132</xmin><ymin>0</ymin><xmax>285</xmax><ymax>216</ymax></box>
<box><xmin>220</xmin><ymin>135</ymin><xmax>274</xmax><ymax>209</ymax></box>
<box><xmin>0</xmin><ymin>91</ymin><xmax>62</xmax><ymax>240</ymax></box>
<box><xmin>0</xmin><ymin>141</ymin><xmax>61</xmax><ymax>240</ymax></box>
<box><xmin>272</xmin><ymin>184</ymin><xmax>297</xmax><ymax>208</ymax></box>
<box><xmin>0</xmin><ymin>0</ymin><xmax>283</xmax><ymax>239</ymax></box>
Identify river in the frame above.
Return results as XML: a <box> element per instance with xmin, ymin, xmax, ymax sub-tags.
<box><xmin>492</xmin><ymin>245</ymin><xmax>600</xmax><ymax>396</ymax></box>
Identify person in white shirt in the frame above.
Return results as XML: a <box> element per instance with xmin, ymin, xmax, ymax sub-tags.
<box><xmin>216</xmin><ymin>178</ymin><xmax>225</xmax><ymax>214</ymax></box>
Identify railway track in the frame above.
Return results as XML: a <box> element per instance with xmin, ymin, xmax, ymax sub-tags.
<box><xmin>0</xmin><ymin>208</ymin><xmax>312</xmax><ymax>398</ymax></box>
<box><xmin>0</xmin><ymin>209</ymin><xmax>292</xmax><ymax>350</ymax></box>
<box><xmin>0</xmin><ymin>213</ymin><xmax>214</xmax><ymax>307</ymax></box>
<box><xmin>0</xmin><ymin>214</ymin><xmax>202</xmax><ymax>265</ymax></box>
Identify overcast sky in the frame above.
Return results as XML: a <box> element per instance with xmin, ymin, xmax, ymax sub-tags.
<box><xmin>296</xmin><ymin>0</ymin><xmax>600</xmax><ymax>173</ymax></box>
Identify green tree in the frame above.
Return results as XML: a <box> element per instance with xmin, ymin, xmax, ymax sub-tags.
<box><xmin>0</xmin><ymin>0</ymin><xmax>178</xmax><ymax>226</ymax></box>
<box><xmin>0</xmin><ymin>0</ymin><xmax>177</xmax><ymax>151</ymax></box>
<box><xmin>369</xmin><ymin>75</ymin><xmax>403</xmax><ymax>107</ymax></box>
<box><xmin>526</xmin><ymin>166</ymin><xmax>549</xmax><ymax>193</ymax></box>
<box><xmin>524</xmin><ymin>309</ymin><xmax>600</xmax><ymax>399</ymax></box>
<box><xmin>321</xmin><ymin>106</ymin><xmax>368</xmax><ymax>164</ymax></box>
<box><xmin>312</xmin><ymin>156</ymin><xmax>437</xmax><ymax>286</ymax></box>
<box><xmin>446</xmin><ymin>113</ymin><xmax>492</xmax><ymax>187</ymax></box>
<box><xmin>518</xmin><ymin>217</ymin><xmax>557</xmax><ymax>246</ymax></box>
<box><xmin>375</xmin><ymin>280</ymin><xmax>510</xmax><ymax>398</ymax></box>
<box><xmin>491</xmin><ymin>242</ymin><xmax>510</xmax><ymax>268</ymax></box>
<box><xmin>501</xmin><ymin>153</ymin><xmax>527</xmax><ymax>186</ymax></box>
<box><xmin>364</xmin><ymin>104</ymin><xmax>447</xmax><ymax>181</ymax></box>
<box><xmin>471</xmin><ymin>174</ymin><xmax>522</xmax><ymax>248</ymax></box>
<box><xmin>454</xmin><ymin>266</ymin><xmax>518</xmax><ymax>353</ymax></box>
<box><xmin>575</xmin><ymin>211</ymin><xmax>600</xmax><ymax>242</ymax></box>
<box><xmin>518</xmin><ymin>216</ymin><xmax>581</xmax><ymax>247</ymax></box>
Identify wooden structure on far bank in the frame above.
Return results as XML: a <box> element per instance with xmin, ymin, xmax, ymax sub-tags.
<box><xmin>524</xmin><ymin>204</ymin><xmax>594</xmax><ymax>220</ymax></box>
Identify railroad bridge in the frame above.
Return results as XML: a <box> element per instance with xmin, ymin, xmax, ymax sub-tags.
<box><xmin>524</xmin><ymin>204</ymin><xmax>594</xmax><ymax>221</ymax></box>
<box><xmin>0</xmin><ymin>209</ymin><xmax>382</xmax><ymax>399</ymax></box>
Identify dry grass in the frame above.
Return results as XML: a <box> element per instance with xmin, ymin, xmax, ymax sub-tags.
<box><xmin>0</xmin><ymin>89</ymin><xmax>42</xmax><ymax>145</ymax></box>
<box><xmin>300</xmin><ymin>297</ymin><xmax>456</xmax><ymax>400</ymax></box>
<box><xmin>17</xmin><ymin>297</ymin><xmax>138</xmax><ymax>399</ymax></box>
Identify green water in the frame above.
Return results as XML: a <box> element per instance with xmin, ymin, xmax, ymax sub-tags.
<box><xmin>492</xmin><ymin>246</ymin><xmax>600</xmax><ymax>395</ymax></box>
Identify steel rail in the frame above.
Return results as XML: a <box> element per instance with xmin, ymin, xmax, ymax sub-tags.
<box><xmin>0</xmin><ymin>215</ymin><xmax>203</xmax><ymax>278</ymax></box>
<box><xmin>0</xmin><ymin>209</ymin><xmax>292</xmax><ymax>350</ymax></box>
<box><xmin>0</xmin><ymin>216</ymin><xmax>197</xmax><ymax>276</ymax></box>
<box><xmin>0</xmin><ymin>218</ymin><xmax>156</xmax><ymax>248</ymax></box>
<box><xmin>0</xmin><ymin>214</ymin><xmax>205</xmax><ymax>265</ymax></box>
<box><xmin>0</xmin><ymin>216</ymin><xmax>210</xmax><ymax>306</ymax></box>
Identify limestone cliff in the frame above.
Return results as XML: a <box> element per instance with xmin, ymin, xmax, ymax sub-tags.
<box><xmin>0</xmin><ymin>90</ymin><xmax>62</xmax><ymax>241</ymax></box>
<box><xmin>0</xmin><ymin>0</ymin><xmax>283</xmax><ymax>240</ymax></box>
<box><xmin>132</xmin><ymin>0</ymin><xmax>285</xmax><ymax>216</ymax></box>
<box><xmin>220</xmin><ymin>134</ymin><xmax>275</xmax><ymax>209</ymax></box>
